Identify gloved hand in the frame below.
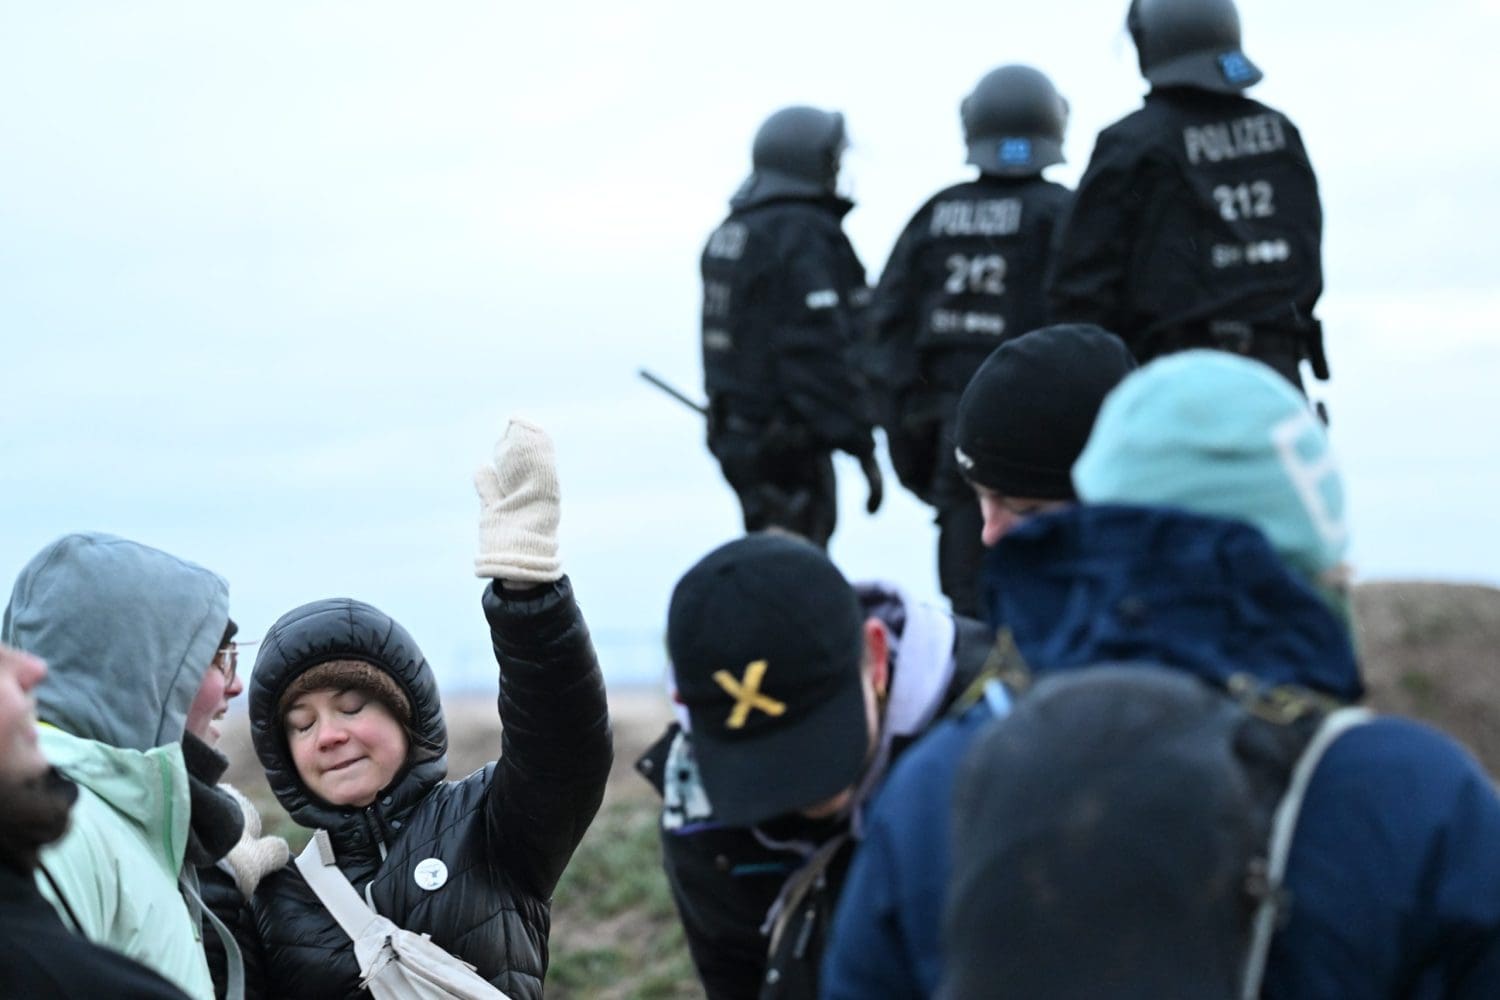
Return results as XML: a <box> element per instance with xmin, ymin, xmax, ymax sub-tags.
<box><xmin>474</xmin><ymin>419</ymin><xmax>563</xmax><ymax>583</ymax></box>
<box><xmin>859</xmin><ymin>452</ymin><xmax>884</xmax><ymax>515</ymax></box>
<box><xmin>219</xmin><ymin>784</ymin><xmax>290</xmax><ymax>899</ymax></box>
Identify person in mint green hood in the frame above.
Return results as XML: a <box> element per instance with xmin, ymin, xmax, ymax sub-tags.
<box><xmin>2</xmin><ymin>532</ymin><xmax>234</xmax><ymax>1000</ymax></box>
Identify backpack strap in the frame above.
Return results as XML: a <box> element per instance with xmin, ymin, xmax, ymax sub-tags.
<box><xmin>36</xmin><ymin>861</ymin><xmax>86</xmax><ymax>936</ymax></box>
<box><xmin>295</xmin><ymin>830</ymin><xmax>384</xmax><ymax>949</ymax></box>
<box><xmin>763</xmin><ymin>831</ymin><xmax>852</xmax><ymax>959</ymax></box>
<box><xmin>1240</xmin><ymin>705</ymin><xmax>1373</xmax><ymax>999</ymax></box>
<box><xmin>947</xmin><ymin>629</ymin><xmax>1028</xmax><ymax>716</ymax></box>
<box><xmin>181</xmin><ymin>869</ymin><xmax>246</xmax><ymax>1000</ymax></box>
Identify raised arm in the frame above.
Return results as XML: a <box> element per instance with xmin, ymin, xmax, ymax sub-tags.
<box><xmin>473</xmin><ymin>420</ymin><xmax>613</xmax><ymax>898</ymax></box>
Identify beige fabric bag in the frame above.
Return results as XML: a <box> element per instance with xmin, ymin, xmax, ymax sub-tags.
<box><xmin>295</xmin><ymin>831</ymin><xmax>513</xmax><ymax>1000</ymax></box>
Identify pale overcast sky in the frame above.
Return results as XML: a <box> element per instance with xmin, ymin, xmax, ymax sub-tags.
<box><xmin>3</xmin><ymin>1</ymin><xmax>1497</xmax><ymax>690</ymax></box>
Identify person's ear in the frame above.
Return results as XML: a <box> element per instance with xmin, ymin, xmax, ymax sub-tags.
<box><xmin>862</xmin><ymin>618</ymin><xmax>889</xmax><ymax>699</ymax></box>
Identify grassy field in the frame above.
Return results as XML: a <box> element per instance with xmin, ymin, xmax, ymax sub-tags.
<box><xmin>221</xmin><ymin>580</ymin><xmax>1500</xmax><ymax>999</ymax></box>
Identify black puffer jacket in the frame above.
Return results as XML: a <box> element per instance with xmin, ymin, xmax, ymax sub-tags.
<box><xmin>248</xmin><ymin>578</ymin><xmax>613</xmax><ymax>999</ymax></box>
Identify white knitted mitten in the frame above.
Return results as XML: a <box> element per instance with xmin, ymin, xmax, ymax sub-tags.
<box><xmin>219</xmin><ymin>784</ymin><xmax>290</xmax><ymax>899</ymax></box>
<box><xmin>474</xmin><ymin>419</ymin><xmax>563</xmax><ymax>582</ymax></box>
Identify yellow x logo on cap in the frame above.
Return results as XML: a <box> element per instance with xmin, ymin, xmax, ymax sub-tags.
<box><xmin>713</xmin><ymin>659</ymin><xmax>786</xmax><ymax>730</ymax></box>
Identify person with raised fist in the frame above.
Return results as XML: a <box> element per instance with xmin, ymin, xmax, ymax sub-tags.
<box><xmin>247</xmin><ymin>419</ymin><xmax>613</xmax><ymax>1000</ymax></box>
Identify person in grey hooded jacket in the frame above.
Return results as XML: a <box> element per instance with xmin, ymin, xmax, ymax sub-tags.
<box><xmin>2</xmin><ymin>532</ymin><xmax>244</xmax><ymax>1000</ymax></box>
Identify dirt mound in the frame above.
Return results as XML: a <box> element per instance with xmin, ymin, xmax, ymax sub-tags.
<box><xmin>1354</xmin><ymin>580</ymin><xmax>1500</xmax><ymax>775</ymax></box>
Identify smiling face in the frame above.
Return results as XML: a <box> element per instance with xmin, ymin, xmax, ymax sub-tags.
<box><xmin>283</xmin><ymin>688</ymin><xmax>410</xmax><ymax>807</ymax></box>
<box><xmin>186</xmin><ymin>644</ymin><xmax>244</xmax><ymax>746</ymax></box>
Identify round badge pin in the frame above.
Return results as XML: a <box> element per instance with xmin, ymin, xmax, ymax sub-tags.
<box><xmin>413</xmin><ymin>857</ymin><xmax>448</xmax><ymax>891</ymax></box>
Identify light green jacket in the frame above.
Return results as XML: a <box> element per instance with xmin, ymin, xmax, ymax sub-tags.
<box><xmin>5</xmin><ymin>533</ymin><xmax>230</xmax><ymax>1000</ymax></box>
<box><xmin>37</xmin><ymin>726</ymin><xmax>215</xmax><ymax>1000</ymax></box>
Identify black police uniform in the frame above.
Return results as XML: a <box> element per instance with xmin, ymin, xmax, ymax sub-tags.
<box><xmin>701</xmin><ymin>192</ymin><xmax>875</xmax><ymax>548</ymax></box>
<box><xmin>1047</xmin><ymin>88</ymin><xmax>1325</xmax><ymax>388</ymax></box>
<box><xmin>868</xmin><ymin>175</ymin><xmax>1071</xmax><ymax>615</ymax></box>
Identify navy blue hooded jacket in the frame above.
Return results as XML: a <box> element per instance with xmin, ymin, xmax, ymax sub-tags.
<box><xmin>823</xmin><ymin>505</ymin><xmax>1500</xmax><ymax>999</ymax></box>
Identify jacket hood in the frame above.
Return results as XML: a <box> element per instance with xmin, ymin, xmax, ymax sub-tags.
<box><xmin>991</xmin><ymin>505</ymin><xmax>1363</xmax><ymax>701</ymax></box>
<box><xmin>4</xmin><ymin>532</ymin><xmax>230</xmax><ymax>751</ymax></box>
<box><xmin>248</xmin><ymin>597</ymin><xmax>448</xmax><ymax>831</ymax></box>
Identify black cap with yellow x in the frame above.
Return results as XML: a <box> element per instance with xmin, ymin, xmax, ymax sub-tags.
<box><xmin>667</xmin><ymin>533</ymin><xmax>870</xmax><ymax>827</ymax></box>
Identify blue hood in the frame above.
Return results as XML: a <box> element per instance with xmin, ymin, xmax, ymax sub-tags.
<box><xmin>990</xmin><ymin>505</ymin><xmax>1363</xmax><ymax>701</ymax></box>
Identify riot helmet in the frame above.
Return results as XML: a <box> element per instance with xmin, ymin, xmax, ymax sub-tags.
<box><xmin>961</xmin><ymin>65</ymin><xmax>1069</xmax><ymax>177</ymax></box>
<box><xmin>731</xmin><ymin>106</ymin><xmax>847</xmax><ymax>208</ymax></box>
<box><xmin>1127</xmin><ymin>0</ymin><xmax>1263</xmax><ymax>93</ymax></box>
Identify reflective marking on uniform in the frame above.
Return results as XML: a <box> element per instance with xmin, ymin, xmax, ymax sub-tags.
<box><xmin>713</xmin><ymin>660</ymin><xmax>786</xmax><ymax>729</ymax></box>
<box><xmin>1212</xmin><ymin>239</ymin><xmax>1291</xmax><ymax>269</ymax></box>
<box><xmin>707</xmin><ymin>222</ymin><xmax>749</xmax><ymax>260</ymax></box>
<box><xmin>954</xmin><ymin>446</ymin><xmax>975</xmax><ymax>472</ymax></box>
<box><xmin>806</xmin><ymin>289</ymin><xmax>840</xmax><ymax>310</ymax></box>
<box><xmin>413</xmin><ymin>857</ymin><xmax>448</xmax><ymax>891</ymax></box>
<box><xmin>1270</xmin><ymin>410</ymin><xmax>1347</xmax><ymax>551</ymax></box>
<box><xmin>930</xmin><ymin>198</ymin><xmax>1022</xmax><ymax>238</ymax></box>
<box><xmin>704</xmin><ymin>329</ymin><xmax>734</xmax><ymax>351</ymax></box>
<box><xmin>931</xmin><ymin>309</ymin><xmax>1006</xmax><ymax>336</ymax></box>
<box><xmin>1182</xmin><ymin>114</ymin><xmax>1287</xmax><ymax>165</ymax></box>
<box><xmin>1246</xmin><ymin>240</ymin><xmax>1290</xmax><ymax>264</ymax></box>
<box><xmin>704</xmin><ymin>281</ymin><xmax>732</xmax><ymax>318</ymax></box>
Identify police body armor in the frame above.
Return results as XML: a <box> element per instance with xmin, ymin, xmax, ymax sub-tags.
<box><xmin>1050</xmin><ymin>0</ymin><xmax>1326</xmax><ymax>387</ymax></box>
<box><xmin>700</xmin><ymin>197</ymin><xmax>870</xmax><ymax>450</ymax></box>
<box><xmin>1049</xmin><ymin>89</ymin><xmax>1323</xmax><ymax>385</ymax></box>
<box><xmin>1137</xmin><ymin>91</ymin><xmax>1322</xmax><ymax>357</ymax></box>
<box><xmin>867</xmin><ymin>175</ymin><xmax>1071</xmax><ymax>498</ymax></box>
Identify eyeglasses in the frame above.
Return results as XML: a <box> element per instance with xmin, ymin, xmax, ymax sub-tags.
<box><xmin>212</xmin><ymin>639</ymin><xmax>258</xmax><ymax>686</ymax></box>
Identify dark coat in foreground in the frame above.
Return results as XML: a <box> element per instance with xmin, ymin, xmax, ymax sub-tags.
<box><xmin>249</xmin><ymin>578</ymin><xmax>613</xmax><ymax>999</ymax></box>
<box><xmin>994</xmin><ymin>507</ymin><xmax>1500</xmax><ymax>999</ymax></box>
<box><xmin>0</xmin><ymin>860</ymin><xmax>194</xmax><ymax>1000</ymax></box>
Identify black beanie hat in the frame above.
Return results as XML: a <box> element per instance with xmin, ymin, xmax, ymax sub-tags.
<box><xmin>953</xmin><ymin>324</ymin><xmax>1137</xmax><ymax>498</ymax></box>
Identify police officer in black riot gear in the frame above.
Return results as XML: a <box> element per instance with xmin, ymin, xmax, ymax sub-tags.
<box><xmin>1047</xmin><ymin>0</ymin><xmax>1329</xmax><ymax>391</ymax></box>
<box><xmin>865</xmin><ymin>66</ymin><xmax>1072</xmax><ymax>616</ymax></box>
<box><xmin>701</xmin><ymin>106</ymin><xmax>882</xmax><ymax>548</ymax></box>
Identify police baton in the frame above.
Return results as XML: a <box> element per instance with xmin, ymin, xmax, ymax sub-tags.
<box><xmin>638</xmin><ymin>368</ymin><xmax>707</xmax><ymax>417</ymax></box>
